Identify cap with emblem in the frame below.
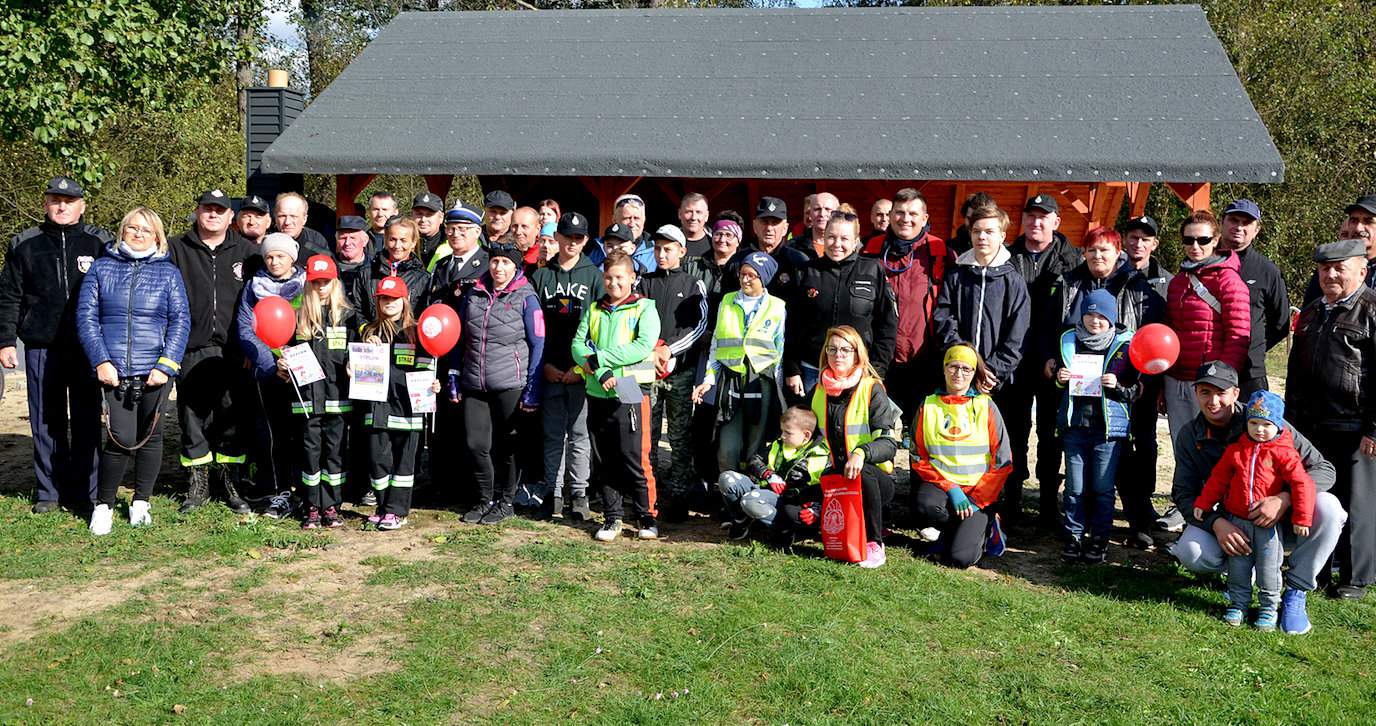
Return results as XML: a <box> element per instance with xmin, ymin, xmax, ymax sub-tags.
<box><xmin>198</xmin><ymin>189</ymin><xmax>230</xmax><ymax>208</ymax></box>
<box><xmin>755</xmin><ymin>197</ymin><xmax>787</xmax><ymax>220</ymax></box>
<box><xmin>375</xmin><ymin>275</ymin><xmax>408</xmax><ymax>299</ymax></box>
<box><xmin>1222</xmin><ymin>199</ymin><xmax>1261</xmax><ymax>221</ymax></box>
<box><xmin>240</xmin><ymin>195</ymin><xmax>270</xmax><ymax>214</ymax></box>
<box><xmin>557</xmin><ymin>212</ymin><xmax>588</xmax><ymax>237</ymax></box>
<box><xmin>603</xmin><ymin>223</ymin><xmax>633</xmax><ymax>243</ymax></box>
<box><xmin>412</xmin><ymin>192</ymin><xmax>443</xmax><ymax>213</ymax></box>
<box><xmin>336</xmin><ymin>215</ymin><xmax>367</xmax><ymax>233</ymax></box>
<box><xmin>1314</xmin><ymin>239</ymin><xmax>1367</xmax><ymax>262</ymax></box>
<box><xmin>444</xmin><ymin>203</ymin><xmax>482</xmax><ymax>226</ymax></box>
<box><xmin>1125</xmin><ymin>215</ymin><xmax>1158</xmax><ymax>236</ymax></box>
<box><xmin>44</xmin><ymin>176</ymin><xmax>84</xmax><ymax>199</ymax></box>
<box><xmin>652</xmin><ymin>225</ymin><xmax>686</xmax><ymax>247</ymax></box>
<box><xmin>483</xmin><ymin>190</ymin><xmax>515</xmax><ymax>211</ymax></box>
<box><xmin>305</xmin><ymin>254</ymin><xmax>338</xmax><ymax>281</ymax></box>
<box><xmin>1346</xmin><ymin>194</ymin><xmax>1376</xmax><ymax>217</ymax></box>
<box><xmin>1194</xmin><ymin>360</ymin><xmax>1239</xmax><ymax>390</ymax></box>
<box><xmin>1024</xmin><ymin>195</ymin><xmax>1059</xmax><ymax>214</ymax></box>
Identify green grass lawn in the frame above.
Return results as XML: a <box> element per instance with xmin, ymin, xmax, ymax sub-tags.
<box><xmin>0</xmin><ymin>493</ymin><xmax>1372</xmax><ymax>726</ymax></box>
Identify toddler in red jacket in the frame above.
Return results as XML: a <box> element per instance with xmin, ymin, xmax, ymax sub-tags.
<box><xmin>1193</xmin><ymin>390</ymin><xmax>1314</xmax><ymax>631</ymax></box>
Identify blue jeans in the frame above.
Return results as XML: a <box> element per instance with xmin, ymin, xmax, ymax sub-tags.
<box><xmin>1061</xmin><ymin>426</ymin><xmax>1124</xmax><ymax>541</ymax></box>
<box><xmin>1225</xmin><ymin>514</ymin><xmax>1283</xmax><ymax>612</ymax></box>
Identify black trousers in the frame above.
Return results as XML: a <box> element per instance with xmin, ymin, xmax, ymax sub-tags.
<box><xmin>97</xmin><ymin>381</ymin><xmax>170</xmax><ymax>506</ymax></box>
<box><xmin>1314</xmin><ymin>431</ymin><xmax>1376</xmax><ymax>588</ymax></box>
<box><xmin>426</xmin><ymin>397</ymin><xmax>463</xmax><ymax>505</ymax></box>
<box><xmin>778</xmin><ymin>463</ymin><xmax>893</xmax><ymax>543</ymax></box>
<box><xmin>1117</xmin><ymin>376</ymin><xmax>1163</xmax><ymax>533</ymax></box>
<box><xmin>369</xmin><ymin>428</ymin><xmax>420</xmax><ymax>517</ymax></box>
<box><xmin>462</xmin><ymin>388</ymin><xmax>522</xmax><ymax>505</ymax></box>
<box><xmin>884</xmin><ymin>356</ymin><xmax>939</xmax><ymax>427</ymax></box>
<box><xmin>175</xmin><ymin>346</ymin><xmax>242</xmax><ymax>466</ymax></box>
<box><xmin>243</xmin><ymin>376</ymin><xmax>299</xmax><ymax>498</ymax></box>
<box><xmin>588</xmin><ymin>395</ymin><xmax>653</xmax><ymax>526</ymax></box>
<box><xmin>994</xmin><ymin>376</ymin><xmax>1062</xmax><ymax>519</ymax></box>
<box><xmin>912</xmin><ymin>481</ymin><xmax>991</xmax><ymax>569</ymax></box>
<box><xmin>298</xmin><ymin>414</ymin><xmax>346</xmax><ymax>510</ymax></box>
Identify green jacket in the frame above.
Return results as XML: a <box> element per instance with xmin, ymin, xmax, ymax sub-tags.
<box><xmin>571</xmin><ymin>294</ymin><xmax>661</xmax><ymax>399</ymax></box>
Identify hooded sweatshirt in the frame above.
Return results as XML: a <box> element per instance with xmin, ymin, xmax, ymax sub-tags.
<box><xmin>530</xmin><ymin>254</ymin><xmax>605</xmax><ymax>371</ymax></box>
<box><xmin>932</xmin><ymin>246</ymin><xmax>1031</xmax><ymax>386</ymax></box>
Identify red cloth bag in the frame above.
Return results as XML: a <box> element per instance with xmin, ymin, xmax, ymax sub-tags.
<box><xmin>820</xmin><ymin>473</ymin><xmax>866</xmax><ymax>563</ymax></box>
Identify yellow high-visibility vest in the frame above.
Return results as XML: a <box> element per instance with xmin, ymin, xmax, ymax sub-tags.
<box><xmin>918</xmin><ymin>393</ymin><xmax>993</xmax><ymax>489</ymax></box>
<box><xmin>811</xmin><ymin>376</ymin><xmax>895</xmax><ymax>474</ymax></box>
<box><xmin>713</xmin><ymin>292</ymin><xmax>785</xmax><ymax>376</ymax></box>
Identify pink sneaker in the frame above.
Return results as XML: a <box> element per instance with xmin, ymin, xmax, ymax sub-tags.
<box><xmin>858</xmin><ymin>541</ymin><xmax>886</xmax><ymax>569</ymax></box>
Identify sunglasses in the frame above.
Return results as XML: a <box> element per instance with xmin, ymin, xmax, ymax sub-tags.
<box><xmin>830</xmin><ymin>211</ymin><xmax>859</xmax><ymax>221</ymax></box>
<box><xmin>1181</xmin><ymin>235</ymin><xmax>1214</xmax><ymax>247</ymax></box>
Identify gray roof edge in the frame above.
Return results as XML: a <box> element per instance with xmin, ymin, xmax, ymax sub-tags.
<box><xmin>388</xmin><ymin>5</ymin><xmax>1208</xmax><ymax>20</ymax></box>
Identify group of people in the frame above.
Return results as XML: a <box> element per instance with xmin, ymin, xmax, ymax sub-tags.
<box><xmin>3</xmin><ymin>174</ymin><xmax>1374</xmax><ymax>634</ymax></box>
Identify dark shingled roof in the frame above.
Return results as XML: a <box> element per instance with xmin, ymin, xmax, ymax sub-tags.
<box><xmin>260</xmin><ymin>5</ymin><xmax>1284</xmax><ymax>183</ymax></box>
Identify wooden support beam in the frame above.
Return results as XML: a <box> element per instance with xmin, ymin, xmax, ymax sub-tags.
<box><xmin>1166</xmin><ymin>182</ymin><xmax>1211</xmax><ymax>211</ymax></box>
<box><xmin>949</xmin><ymin>183</ymin><xmax>967</xmax><ymax>238</ymax></box>
<box><xmin>1124</xmin><ymin>182</ymin><xmax>1151</xmax><ymax>218</ymax></box>
<box><xmin>335</xmin><ymin>173</ymin><xmax>376</xmax><ymax>217</ymax></box>
<box><xmin>424</xmin><ymin>175</ymin><xmax>454</xmax><ymax>202</ymax></box>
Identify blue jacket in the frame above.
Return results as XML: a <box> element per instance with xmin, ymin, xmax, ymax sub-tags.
<box><xmin>588</xmin><ymin>233</ymin><xmax>657</xmax><ymax>274</ymax></box>
<box><xmin>236</xmin><ymin>267</ymin><xmax>306</xmax><ymax>380</ymax></box>
<box><xmin>76</xmin><ymin>243</ymin><xmax>190</xmax><ymax>379</ymax></box>
<box><xmin>1055</xmin><ymin>329</ymin><xmax>1138</xmax><ymax>440</ymax></box>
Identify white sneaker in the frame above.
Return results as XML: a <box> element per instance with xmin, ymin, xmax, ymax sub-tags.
<box><xmin>89</xmin><ymin>504</ymin><xmax>113</xmax><ymax>536</ymax></box>
<box><xmin>594</xmin><ymin>520</ymin><xmax>622</xmax><ymax>542</ymax></box>
<box><xmin>129</xmin><ymin>500</ymin><xmax>152</xmax><ymax>527</ymax></box>
<box><xmin>857</xmin><ymin>541</ymin><xmax>887</xmax><ymax>569</ymax></box>
<box><xmin>637</xmin><ymin>524</ymin><xmax>659</xmax><ymax>540</ymax></box>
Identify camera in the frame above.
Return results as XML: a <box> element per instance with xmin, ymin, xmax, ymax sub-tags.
<box><xmin>118</xmin><ymin>378</ymin><xmax>145</xmax><ymax>404</ymax></box>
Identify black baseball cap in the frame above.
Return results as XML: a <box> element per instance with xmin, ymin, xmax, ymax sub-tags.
<box><xmin>602</xmin><ymin>223</ymin><xmax>633</xmax><ymax>243</ymax></box>
<box><xmin>1346</xmin><ymin>194</ymin><xmax>1376</xmax><ymax>217</ymax></box>
<box><xmin>412</xmin><ymin>191</ymin><xmax>444</xmax><ymax>213</ymax></box>
<box><xmin>1125</xmin><ymin>215</ymin><xmax>1159</xmax><ymax>236</ymax></box>
<box><xmin>755</xmin><ymin>197</ymin><xmax>787</xmax><ymax>220</ymax></box>
<box><xmin>240</xmin><ymin>195</ymin><xmax>270</xmax><ymax>214</ymax></box>
<box><xmin>198</xmin><ymin>189</ymin><xmax>231</xmax><ymax>208</ymax></box>
<box><xmin>44</xmin><ymin>176</ymin><xmax>83</xmax><ymax>199</ymax></box>
<box><xmin>484</xmin><ymin>190</ymin><xmax>516</xmax><ymax>211</ymax></box>
<box><xmin>1024</xmin><ymin>194</ymin><xmax>1059</xmax><ymax>214</ymax></box>
<box><xmin>1194</xmin><ymin>361</ymin><xmax>1239</xmax><ymax>390</ymax></box>
<box><xmin>557</xmin><ymin>212</ymin><xmax>589</xmax><ymax>237</ymax></box>
<box><xmin>336</xmin><ymin>215</ymin><xmax>367</xmax><ymax>232</ymax></box>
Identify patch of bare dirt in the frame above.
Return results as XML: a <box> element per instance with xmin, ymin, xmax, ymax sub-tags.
<box><xmin>0</xmin><ymin>570</ymin><xmax>161</xmax><ymax>645</ymax></box>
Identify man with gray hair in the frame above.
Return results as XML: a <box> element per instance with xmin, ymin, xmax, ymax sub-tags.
<box><xmin>1302</xmin><ymin>194</ymin><xmax>1376</xmax><ymax>306</ymax></box>
<box><xmin>274</xmin><ymin>192</ymin><xmax>332</xmax><ymax>260</ymax></box>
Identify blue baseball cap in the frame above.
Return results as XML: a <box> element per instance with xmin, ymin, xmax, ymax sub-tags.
<box><xmin>1222</xmin><ymin>199</ymin><xmax>1261</xmax><ymax>221</ymax></box>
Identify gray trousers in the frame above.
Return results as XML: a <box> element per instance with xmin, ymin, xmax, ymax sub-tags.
<box><xmin>1224</xmin><ymin>514</ymin><xmax>1282</xmax><ymax>611</ymax></box>
<box><xmin>718</xmin><ymin>470</ymin><xmax>779</xmax><ymax>526</ymax></box>
<box><xmin>1163</xmin><ymin>376</ymin><xmax>1202</xmax><ymax>445</ymax></box>
<box><xmin>1173</xmin><ymin>491</ymin><xmax>1347</xmax><ymax>592</ymax></box>
<box><xmin>541</xmin><ymin>380</ymin><xmax>590</xmax><ymax>499</ymax></box>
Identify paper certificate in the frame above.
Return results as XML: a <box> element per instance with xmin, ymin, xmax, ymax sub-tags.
<box><xmin>281</xmin><ymin>343</ymin><xmax>325</xmax><ymax>386</ymax></box>
<box><xmin>1068</xmin><ymin>354</ymin><xmax>1105</xmax><ymax>397</ymax></box>
<box><xmin>406</xmin><ymin>371</ymin><xmax>437</xmax><ymax>414</ymax></box>
<box><xmin>348</xmin><ymin>343</ymin><xmax>389</xmax><ymax>402</ymax></box>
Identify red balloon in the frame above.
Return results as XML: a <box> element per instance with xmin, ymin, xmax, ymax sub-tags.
<box><xmin>418</xmin><ymin>304</ymin><xmax>461</xmax><ymax>357</ymax></box>
<box><xmin>253</xmin><ymin>295</ymin><xmax>297</xmax><ymax>349</ymax></box>
<box><xmin>1129</xmin><ymin>323</ymin><xmax>1181</xmax><ymax>375</ymax></box>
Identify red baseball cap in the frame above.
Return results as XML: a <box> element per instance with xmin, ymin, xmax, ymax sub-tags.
<box><xmin>375</xmin><ymin>275</ymin><xmax>408</xmax><ymax>299</ymax></box>
<box><xmin>305</xmin><ymin>255</ymin><xmax>337</xmax><ymax>282</ymax></box>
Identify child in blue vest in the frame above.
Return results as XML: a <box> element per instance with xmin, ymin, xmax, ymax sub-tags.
<box><xmin>1052</xmin><ymin>289</ymin><xmax>1139</xmax><ymax>563</ymax></box>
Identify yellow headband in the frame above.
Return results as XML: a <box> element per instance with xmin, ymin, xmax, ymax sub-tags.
<box><xmin>944</xmin><ymin>345</ymin><xmax>979</xmax><ymax>369</ymax></box>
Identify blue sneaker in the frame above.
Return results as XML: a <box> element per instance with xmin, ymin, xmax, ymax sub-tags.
<box><xmin>1253</xmin><ymin>609</ymin><xmax>1278</xmax><ymax>632</ymax></box>
<box><xmin>1222</xmin><ymin>606</ymin><xmax>1245</xmax><ymax>626</ymax></box>
<box><xmin>985</xmin><ymin>514</ymin><xmax>1007</xmax><ymax>558</ymax></box>
<box><xmin>1280</xmin><ymin>588</ymin><xmax>1312</xmax><ymax>635</ymax></box>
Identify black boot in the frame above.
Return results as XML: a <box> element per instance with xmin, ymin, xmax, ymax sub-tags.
<box><xmin>219</xmin><ymin>464</ymin><xmax>252</xmax><ymax>514</ymax></box>
<box><xmin>180</xmin><ymin>466</ymin><xmax>210</xmax><ymax>513</ymax></box>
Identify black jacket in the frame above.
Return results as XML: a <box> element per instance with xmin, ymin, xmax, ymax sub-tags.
<box><xmin>1286</xmin><ymin>286</ymin><xmax>1376</xmax><ymax>437</ymax></box>
<box><xmin>336</xmin><ymin>256</ymin><xmax>369</xmax><ymax>309</ymax></box>
<box><xmin>786</xmin><ymin>251</ymin><xmax>899</xmax><ymax>377</ymax></box>
<box><xmin>719</xmin><ymin>243</ymin><xmax>810</xmax><ymax>302</ymax></box>
<box><xmin>351</xmin><ymin>253</ymin><xmax>431</xmax><ymax>322</ymax></box>
<box><xmin>168</xmin><ymin>228</ymin><xmax>254</xmax><ymax>352</ymax></box>
<box><xmin>787</xmin><ymin>230</ymin><xmax>820</xmax><ymax>261</ymax></box>
<box><xmin>637</xmin><ymin>265</ymin><xmax>708</xmax><ymax>370</ymax></box>
<box><xmin>530</xmin><ymin>254</ymin><xmax>604</xmax><ymax>370</ymax></box>
<box><xmin>1040</xmin><ymin>257</ymin><xmax>1166</xmax><ymax>363</ymax></box>
<box><xmin>419</xmin><ymin>229</ymin><xmax>446</xmax><ymax>265</ymax></box>
<box><xmin>1139</xmin><ymin>257</ymin><xmax>1173</xmax><ymax>301</ymax></box>
<box><xmin>932</xmin><ymin>246</ymin><xmax>1031</xmax><ymax>386</ymax></box>
<box><xmin>295</xmin><ymin>227</ymin><xmax>333</xmax><ymax>261</ymax></box>
<box><xmin>1007</xmin><ymin>231</ymin><xmax>1081</xmax><ymax>371</ymax></box>
<box><xmin>1232</xmin><ymin>246</ymin><xmax>1290</xmax><ymax>384</ymax></box>
<box><xmin>0</xmin><ymin>218</ymin><xmax>111</xmax><ymax>349</ymax></box>
<box><xmin>426</xmin><ymin>248</ymin><xmax>489</xmax><ymax>311</ymax></box>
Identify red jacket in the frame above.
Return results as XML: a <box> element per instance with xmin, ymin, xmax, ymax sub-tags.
<box><xmin>1165</xmin><ymin>251</ymin><xmax>1251</xmax><ymax>379</ymax></box>
<box><xmin>863</xmin><ymin>232</ymin><xmax>951</xmax><ymax>366</ymax></box>
<box><xmin>1194</xmin><ymin>428</ymin><xmax>1314</xmax><ymax>527</ymax></box>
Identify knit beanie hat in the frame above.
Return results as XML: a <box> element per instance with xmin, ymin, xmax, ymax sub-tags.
<box><xmin>739</xmin><ymin>250</ymin><xmax>778</xmax><ymax>287</ymax></box>
<box><xmin>1079</xmin><ymin>288</ymin><xmax>1118</xmax><ymax>327</ymax></box>
<box><xmin>1245</xmin><ymin>390</ymin><xmax>1285</xmax><ymax>430</ymax></box>
<box><xmin>260</xmin><ymin>232</ymin><xmax>299</xmax><ymax>262</ymax></box>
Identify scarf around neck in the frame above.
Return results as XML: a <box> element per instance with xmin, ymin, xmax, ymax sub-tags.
<box><xmin>820</xmin><ymin>365</ymin><xmax>863</xmax><ymax>397</ymax></box>
<box><xmin>1074</xmin><ymin>321</ymin><xmax>1115</xmax><ymax>352</ymax></box>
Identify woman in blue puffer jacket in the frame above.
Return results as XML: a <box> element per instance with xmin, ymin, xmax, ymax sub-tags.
<box><xmin>76</xmin><ymin>207</ymin><xmax>189</xmax><ymax>536</ymax></box>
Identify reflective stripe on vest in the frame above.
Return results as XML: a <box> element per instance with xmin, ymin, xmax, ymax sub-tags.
<box><xmin>811</xmin><ymin>376</ymin><xmax>893</xmax><ymax>474</ymax></box>
<box><xmin>588</xmin><ymin>300</ymin><xmax>656</xmax><ymax>384</ymax></box>
<box><xmin>919</xmin><ymin>394</ymin><xmax>993</xmax><ymax>489</ymax></box>
<box><xmin>713</xmin><ymin>293</ymin><xmax>785</xmax><ymax>375</ymax></box>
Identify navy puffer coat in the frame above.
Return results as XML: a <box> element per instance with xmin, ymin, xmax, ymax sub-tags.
<box><xmin>76</xmin><ymin>242</ymin><xmax>190</xmax><ymax>379</ymax></box>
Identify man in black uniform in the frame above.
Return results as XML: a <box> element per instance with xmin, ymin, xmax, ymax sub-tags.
<box><xmin>0</xmin><ymin>177</ymin><xmax>109</xmax><ymax>513</ymax></box>
<box><xmin>333</xmin><ymin>215</ymin><xmax>371</xmax><ymax>308</ymax></box>
<box><xmin>1219</xmin><ymin>199</ymin><xmax>1290</xmax><ymax>398</ymax></box>
<box><xmin>365</xmin><ymin>192</ymin><xmax>398</xmax><ymax>254</ymax></box>
<box><xmin>411</xmin><ymin>191</ymin><xmax>446</xmax><ymax>264</ymax></box>
<box><xmin>168</xmin><ymin>189</ymin><xmax>257</xmax><ymax>513</ymax></box>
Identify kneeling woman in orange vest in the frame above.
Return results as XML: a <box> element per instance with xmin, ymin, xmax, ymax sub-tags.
<box><xmin>794</xmin><ymin>325</ymin><xmax>900</xmax><ymax>568</ymax></box>
<box><xmin>910</xmin><ymin>343</ymin><xmax>1014</xmax><ymax>568</ymax></box>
